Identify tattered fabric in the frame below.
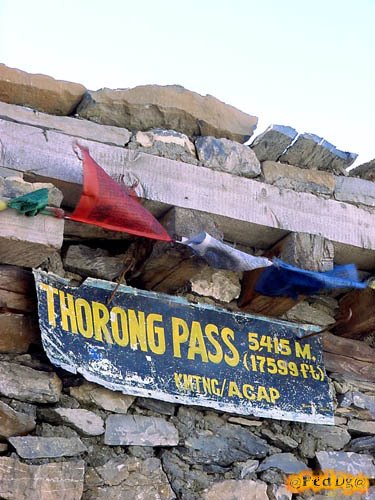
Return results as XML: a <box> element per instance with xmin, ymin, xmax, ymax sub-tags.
<box><xmin>255</xmin><ymin>258</ymin><xmax>367</xmax><ymax>299</ymax></box>
<box><xmin>180</xmin><ymin>232</ymin><xmax>273</xmax><ymax>272</ymax></box>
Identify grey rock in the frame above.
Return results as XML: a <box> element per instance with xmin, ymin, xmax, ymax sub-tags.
<box><xmin>69</xmin><ymin>381</ymin><xmax>135</xmax><ymax>414</ymax></box>
<box><xmin>190</xmin><ymin>267</ymin><xmax>241</xmax><ymax>303</ymax></box>
<box><xmin>0</xmin><ymin>362</ymin><xmax>61</xmax><ymax>403</ymax></box>
<box><xmin>77</xmin><ymin>85</ymin><xmax>258</xmax><ymax>143</ymax></box>
<box><xmin>129</xmin><ymin>129</ymin><xmax>198</xmax><ymax>165</ymax></box>
<box><xmin>259</xmin><ymin>468</ymin><xmax>286</xmax><ymax>485</ymax></box>
<box><xmin>85</xmin><ymin>456</ymin><xmax>175</xmax><ymax>499</ymax></box>
<box><xmin>160</xmin><ymin>206</ymin><xmax>223</xmax><ymax>241</ymax></box>
<box><xmin>348</xmin><ymin>436</ymin><xmax>375</xmax><ymax>453</ymax></box>
<box><xmin>196</xmin><ymin>136</ymin><xmax>261</xmax><ymax>177</ymax></box>
<box><xmin>40</xmin><ymin>408</ymin><xmax>104</xmax><ymax>436</ymax></box>
<box><xmin>203</xmin><ymin>479</ymin><xmax>269</xmax><ymax>500</ymax></box>
<box><xmin>38</xmin><ymin>423</ymin><xmax>80</xmax><ymax>439</ymax></box>
<box><xmin>227</xmin><ymin>416</ymin><xmax>262</xmax><ymax>427</ymax></box>
<box><xmin>136</xmin><ymin>397</ymin><xmax>175</xmax><ymax>416</ymax></box>
<box><xmin>260</xmin><ymin>428</ymin><xmax>298</xmax><ymax>450</ymax></box>
<box><xmin>250</xmin><ymin>124</ymin><xmax>297</xmax><ymax>161</ymax></box>
<box><xmin>335</xmin><ymin>176</ymin><xmax>375</xmax><ymax>207</ymax></box>
<box><xmin>349</xmin><ymin>158</ymin><xmax>375</xmax><ymax>181</ymax></box>
<box><xmin>279</xmin><ymin>132</ymin><xmax>357</xmax><ymax>174</ymax></box>
<box><xmin>8</xmin><ymin>436</ymin><xmax>87</xmax><ymax>459</ymax></box>
<box><xmin>0</xmin><ymin>176</ymin><xmax>63</xmax><ymax>207</ymax></box>
<box><xmin>316</xmin><ymin>451</ymin><xmax>375</xmax><ymax>478</ymax></box>
<box><xmin>64</xmin><ymin>245</ymin><xmax>124</xmax><ymax>281</ymax></box>
<box><xmin>269</xmin><ymin>484</ymin><xmax>292</xmax><ymax>500</ymax></box>
<box><xmin>0</xmin><ymin>400</ymin><xmax>35</xmax><ymax>438</ymax></box>
<box><xmin>239</xmin><ymin>459</ymin><xmax>259</xmax><ymax>478</ymax></box>
<box><xmin>0</xmin><ymin>457</ymin><xmax>84</xmax><ymax>500</ymax></box>
<box><xmin>348</xmin><ymin>419</ymin><xmax>375</xmax><ymax>435</ymax></box>
<box><xmin>258</xmin><ymin>453</ymin><xmax>308</xmax><ymax>474</ymax></box>
<box><xmin>105</xmin><ymin>415</ymin><xmax>179</xmax><ymax>446</ymax></box>
<box><xmin>304</xmin><ymin>423</ymin><xmax>351</xmax><ymax>450</ymax></box>
<box><xmin>339</xmin><ymin>391</ymin><xmax>375</xmax><ymax>417</ymax></box>
<box><xmin>284</xmin><ymin>302</ymin><xmax>335</xmax><ymax>327</ymax></box>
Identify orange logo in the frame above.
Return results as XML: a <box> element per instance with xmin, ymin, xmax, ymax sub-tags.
<box><xmin>286</xmin><ymin>470</ymin><xmax>369</xmax><ymax>495</ymax></box>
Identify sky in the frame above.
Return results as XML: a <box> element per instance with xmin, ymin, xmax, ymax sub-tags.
<box><xmin>0</xmin><ymin>0</ymin><xmax>374</xmax><ymax>166</ymax></box>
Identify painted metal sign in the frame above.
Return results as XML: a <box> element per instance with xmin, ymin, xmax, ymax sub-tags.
<box><xmin>33</xmin><ymin>270</ymin><xmax>334</xmax><ymax>424</ymax></box>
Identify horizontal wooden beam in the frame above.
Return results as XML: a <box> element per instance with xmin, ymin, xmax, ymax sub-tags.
<box><xmin>0</xmin><ymin>117</ymin><xmax>374</xmax><ymax>268</ymax></box>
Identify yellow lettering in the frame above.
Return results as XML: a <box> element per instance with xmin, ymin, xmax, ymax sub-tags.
<box><xmin>243</xmin><ymin>384</ymin><xmax>256</xmax><ymax>400</ymax></box>
<box><xmin>205</xmin><ymin>323</ymin><xmax>223</xmax><ymax>364</ymax></box>
<box><xmin>146</xmin><ymin>313</ymin><xmax>165</xmax><ymax>355</ymax></box>
<box><xmin>39</xmin><ymin>283</ymin><xmax>58</xmax><ymax>327</ymax></box>
<box><xmin>75</xmin><ymin>298</ymin><xmax>93</xmax><ymax>338</ymax></box>
<box><xmin>59</xmin><ymin>291</ymin><xmax>77</xmax><ymax>333</ymax></box>
<box><xmin>92</xmin><ymin>301</ymin><xmax>113</xmax><ymax>344</ymax></box>
<box><xmin>257</xmin><ymin>386</ymin><xmax>270</xmax><ymax>403</ymax></box>
<box><xmin>295</xmin><ymin>341</ymin><xmax>311</xmax><ymax>359</ymax></box>
<box><xmin>187</xmin><ymin>321</ymin><xmax>208</xmax><ymax>362</ymax></box>
<box><xmin>171</xmin><ymin>317</ymin><xmax>189</xmax><ymax>358</ymax></box>
<box><xmin>128</xmin><ymin>309</ymin><xmax>147</xmax><ymax>351</ymax></box>
<box><xmin>228</xmin><ymin>381</ymin><xmax>243</xmax><ymax>398</ymax></box>
<box><xmin>269</xmin><ymin>387</ymin><xmax>280</xmax><ymax>403</ymax></box>
<box><xmin>222</xmin><ymin>327</ymin><xmax>239</xmax><ymax>367</ymax></box>
<box><xmin>111</xmin><ymin>307</ymin><xmax>129</xmax><ymax>347</ymax></box>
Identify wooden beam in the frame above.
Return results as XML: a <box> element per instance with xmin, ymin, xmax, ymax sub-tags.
<box><xmin>239</xmin><ymin>233</ymin><xmax>334</xmax><ymax>314</ymax></box>
<box><xmin>0</xmin><ymin>266</ymin><xmax>36</xmax><ymax>312</ymax></box>
<box><xmin>322</xmin><ymin>332</ymin><xmax>374</xmax><ymax>363</ymax></box>
<box><xmin>0</xmin><ymin>119</ymin><xmax>374</xmax><ymax>269</ymax></box>
<box><xmin>323</xmin><ymin>352</ymin><xmax>375</xmax><ymax>383</ymax></box>
<box><xmin>333</xmin><ymin>288</ymin><xmax>375</xmax><ymax>339</ymax></box>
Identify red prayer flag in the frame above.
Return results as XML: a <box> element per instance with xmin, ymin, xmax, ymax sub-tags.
<box><xmin>69</xmin><ymin>145</ymin><xmax>172</xmax><ymax>242</ymax></box>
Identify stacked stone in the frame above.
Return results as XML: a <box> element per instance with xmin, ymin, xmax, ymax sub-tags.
<box><xmin>0</xmin><ymin>64</ymin><xmax>374</xmax><ymax>500</ymax></box>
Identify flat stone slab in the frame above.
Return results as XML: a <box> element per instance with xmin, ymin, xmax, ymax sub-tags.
<box><xmin>0</xmin><ymin>361</ymin><xmax>61</xmax><ymax>403</ymax></box>
<box><xmin>203</xmin><ymin>479</ymin><xmax>269</xmax><ymax>500</ymax></box>
<box><xmin>0</xmin><ymin>63</ymin><xmax>85</xmax><ymax>115</ymax></box>
<box><xmin>348</xmin><ymin>419</ymin><xmax>375</xmax><ymax>435</ymax></box>
<box><xmin>0</xmin><ymin>400</ymin><xmax>35</xmax><ymax>438</ymax></box>
<box><xmin>8</xmin><ymin>436</ymin><xmax>87</xmax><ymax>459</ymax></box>
<box><xmin>279</xmin><ymin>133</ymin><xmax>357</xmax><ymax>174</ymax></box>
<box><xmin>250</xmin><ymin>124</ymin><xmax>297</xmax><ymax>162</ymax></box>
<box><xmin>0</xmin><ymin>457</ymin><xmax>84</xmax><ymax>500</ymax></box>
<box><xmin>257</xmin><ymin>452</ymin><xmax>308</xmax><ymax>474</ymax></box>
<box><xmin>104</xmin><ymin>415</ymin><xmax>179</xmax><ymax>446</ymax></box>
<box><xmin>335</xmin><ymin>176</ymin><xmax>375</xmax><ymax>207</ymax></box>
<box><xmin>77</xmin><ymin>85</ymin><xmax>258</xmax><ymax>143</ymax></box>
<box><xmin>42</xmin><ymin>408</ymin><xmax>104</xmax><ymax>436</ymax></box>
<box><xmin>64</xmin><ymin>245</ymin><xmax>125</xmax><ymax>281</ymax></box>
<box><xmin>348</xmin><ymin>436</ymin><xmax>375</xmax><ymax>453</ymax></box>
<box><xmin>70</xmin><ymin>381</ymin><xmax>135</xmax><ymax>414</ymax></box>
<box><xmin>316</xmin><ymin>451</ymin><xmax>375</xmax><ymax>478</ymax></box>
<box><xmin>350</xmin><ymin>158</ymin><xmax>375</xmax><ymax>181</ymax></box>
<box><xmin>195</xmin><ymin>136</ymin><xmax>261</xmax><ymax>177</ymax></box>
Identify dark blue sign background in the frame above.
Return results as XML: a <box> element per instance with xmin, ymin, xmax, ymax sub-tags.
<box><xmin>34</xmin><ymin>270</ymin><xmax>334</xmax><ymax>424</ymax></box>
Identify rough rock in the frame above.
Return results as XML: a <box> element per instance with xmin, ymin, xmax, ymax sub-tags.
<box><xmin>0</xmin><ymin>63</ymin><xmax>86</xmax><ymax>115</ymax></box>
<box><xmin>77</xmin><ymin>85</ymin><xmax>258</xmax><ymax>142</ymax></box>
<box><xmin>348</xmin><ymin>436</ymin><xmax>375</xmax><ymax>453</ymax></box>
<box><xmin>350</xmin><ymin>158</ymin><xmax>375</xmax><ymax>181</ymax></box>
<box><xmin>0</xmin><ymin>101</ymin><xmax>131</xmax><ymax>146</ymax></box>
<box><xmin>348</xmin><ymin>391</ymin><xmax>375</xmax><ymax>417</ymax></box>
<box><xmin>69</xmin><ymin>382</ymin><xmax>135</xmax><ymax>414</ymax></box>
<box><xmin>227</xmin><ymin>416</ymin><xmax>262</xmax><ymax>427</ymax></box>
<box><xmin>304</xmin><ymin>424</ymin><xmax>351</xmax><ymax>451</ymax></box>
<box><xmin>203</xmin><ymin>479</ymin><xmax>269</xmax><ymax>500</ymax></box>
<box><xmin>250</xmin><ymin>124</ymin><xmax>298</xmax><ymax>162</ymax></box>
<box><xmin>8</xmin><ymin>436</ymin><xmax>87</xmax><ymax>459</ymax></box>
<box><xmin>129</xmin><ymin>129</ymin><xmax>198</xmax><ymax>165</ymax></box>
<box><xmin>278</xmin><ymin>132</ymin><xmax>357</xmax><ymax>174</ymax></box>
<box><xmin>0</xmin><ymin>362</ymin><xmax>61</xmax><ymax>403</ymax></box>
<box><xmin>64</xmin><ymin>245</ymin><xmax>124</xmax><ymax>281</ymax></box>
<box><xmin>316</xmin><ymin>451</ymin><xmax>375</xmax><ymax>478</ymax></box>
<box><xmin>195</xmin><ymin>136</ymin><xmax>261</xmax><ymax>177</ymax></box>
<box><xmin>161</xmin><ymin>207</ymin><xmax>223</xmax><ymax>241</ymax></box>
<box><xmin>262</xmin><ymin>160</ymin><xmax>335</xmax><ymax>195</ymax></box>
<box><xmin>0</xmin><ymin>176</ymin><xmax>63</xmax><ymax>207</ymax></box>
<box><xmin>260</xmin><ymin>428</ymin><xmax>298</xmax><ymax>450</ymax></box>
<box><xmin>84</xmin><ymin>456</ymin><xmax>175</xmax><ymax>499</ymax></box>
<box><xmin>284</xmin><ymin>302</ymin><xmax>335</xmax><ymax>327</ymax></box>
<box><xmin>0</xmin><ymin>314</ymin><xmax>39</xmax><ymax>354</ymax></box>
<box><xmin>270</xmin><ymin>484</ymin><xmax>292</xmax><ymax>500</ymax></box>
<box><xmin>239</xmin><ymin>459</ymin><xmax>259</xmax><ymax>477</ymax></box>
<box><xmin>0</xmin><ymin>400</ymin><xmax>36</xmax><ymax>438</ymax></box>
<box><xmin>335</xmin><ymin>176</ymin><xmax>375</xmax><ymax>207</ymax></box>
<box><xmin>105</xmin><ymin>415</ymin><xmax>179</xmax><ymax>446</ymax></box>
<box><xmin>348</xmin><ymin>419</ymin><xmax>375</xmax><ymax>435</ymax></box>
<box><xmin>190</xmin><ymin>268</ymin><xmax>241</xmax><ymax>303</ymax></box>
<box><xmin>136</xmin><ymin>397</ymin><xmax>175</xmax><ymax>416</ymax></box>
<box><xmin>40</xmin><ymin>408</ymin><xmax>104</xmax><ymax>436</ymax></box>
<box><xmin>0</xmin><ymin>457</ymin><xmax>85</xmax><ymax>500</ymax></box>
<box><xmin>257</xmin><ymin>453</ymin><xmax>307</xmax><ymax>474</ymax></box>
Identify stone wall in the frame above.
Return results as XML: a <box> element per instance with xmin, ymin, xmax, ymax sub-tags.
<box><xmin>0</xmin><ymin>64</ymin><xmax>374</xmax><ymax>500</ymax></box>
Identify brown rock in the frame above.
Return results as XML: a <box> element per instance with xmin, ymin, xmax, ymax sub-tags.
<box><xmin>69</xmin><ymin>381</ymin><xmax>135</xmax><ymax>414</ymax></box>
<box><xmin>0</xmin><ymin>400</ymin><xmax>35</xmax><ymax>438</ymax></box>
<box><xmin>0</xmin><ymin>362</ymin><xmax>62</xmax><ymax>403</ymax></box>
<box><xmin>0</xmin><ymin>63</ymin><xmax>86</xmax><ymax>115</ymax></box>
<box><xmin>203</xmin><ymin>479</ymin><xmax>268</xmax><ymax>500</ymax></box>
<box><xmin>0</xmin><ymin>457</ymin><xmax>84</xmax><ymax>500</ymax></box>
<box><xmin>0</xmin><ymin>314</ymin><xmax>39</xmax><ymax>354</ymax></box>
<box><xmin>77</xmin><ymin>85</ymin><xmax>257</xmax><ymax>142</ymax></box>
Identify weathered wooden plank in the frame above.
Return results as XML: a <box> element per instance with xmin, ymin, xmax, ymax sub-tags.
<box><xmin>0</xmin><ymin>313</ymin><xmax>39</xmax><ymax>353</ymax></box>
<box><xmin>333</xmin><ymin>289</ymin><xmax>375</xmax><ymax>339</ymax></box>
<box><xmin>322</xmin><ymin>332</ymin><xmax>374</xmax><ymax>363</ymax></box>
<box><xmin>0</xmin><ymin>208</ymin><xmax>64</xmax><ymax>268</ymax></box>
<box><xmin>323</xmin><ymin>352</ymin><xmax>375</xmax><ymax>383</ymax></box>
<box><xmin>0</xmin><ymin>119</ymin><xmax>374</xmax><ymax>268</ymax></box>
<box><xmin>0</xmin><ymin>265</ymin><xmax>34</xmax><ymax>295</ymax></box>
